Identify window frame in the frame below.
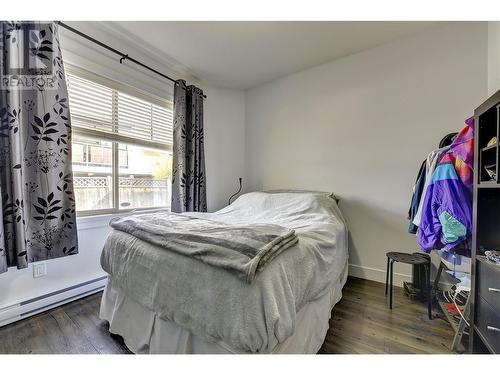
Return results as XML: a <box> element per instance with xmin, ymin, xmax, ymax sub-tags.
<box><xmin>66</xmin><ymin>64</ymin><xmax>173</xmax><ymax>217</ymax></box>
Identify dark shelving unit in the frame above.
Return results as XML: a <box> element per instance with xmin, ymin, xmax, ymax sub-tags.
<box><xmin>470</xmin><ymin>90</ymin><xmax>500</xmax><ymax>354</ymax></box>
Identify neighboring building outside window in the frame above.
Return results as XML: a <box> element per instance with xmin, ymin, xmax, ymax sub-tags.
<box><xmin>66</xmin><ymin>65</ymin><xmax>173</xmax><ymax>215</ymax></box>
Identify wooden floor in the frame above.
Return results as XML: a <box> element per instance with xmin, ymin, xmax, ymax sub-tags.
<box><xmin>0</xmin><ymin>277</ymin><xmax>456</xmax><ymax>354</ymax></box>
<box><xmin>319</xmin><ymin>277</ymin><xmax>456</xmax><ymax>354</ymax></box>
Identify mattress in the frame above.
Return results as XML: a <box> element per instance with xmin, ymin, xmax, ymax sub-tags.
<box><xmin>100</xmin><ymin>261</ymin><xmax>348</xmax><ymax>354</ymax></box>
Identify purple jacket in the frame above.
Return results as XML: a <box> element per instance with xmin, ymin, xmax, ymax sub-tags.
<box><xmin>418</xmin><ymin>162</ymin><xmax>472</xmax><ymax>256</ymax></box>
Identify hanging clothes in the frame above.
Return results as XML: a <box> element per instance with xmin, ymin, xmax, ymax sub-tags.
<box><xmin>412</xmin><ymin>145</ymin><xmax>450</xmax><ymax>227</ymax></box>
<box><xmin>408</xmin><ymin>160</ymin><xmax>426</xmax><ymax>234</ymax></box>
<box><xmin>417</xmin><ymin>118</ymin><xmax>474</xmax><ymax>260</ymax></box>
<box><xmin>437</xmin><ymin>117</ymin><xmax>474</xmax><ymax>189</ymax></box>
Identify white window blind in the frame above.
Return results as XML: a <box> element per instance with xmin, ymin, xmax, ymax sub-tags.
<box><xmin>66</xmin><ymin>66</ymin><xmax>173</xmax><ymax>150</ymax></box>
<box><xmin>117</xmin><ymin>92</ymin><xmax>173</xmax><ymax>145</ymax></box>
<box><xmin>67</xmin><ymin>73</ymin><xmax>114</xmax><ymax>134</ymax></box>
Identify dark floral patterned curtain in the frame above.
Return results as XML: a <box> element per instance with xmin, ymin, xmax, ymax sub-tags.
<box><xmin>171</xmin><ymin>80</ymin><xmax>207</xmax><ymax>212</ymax></box>
<box><xmin>0</xmin><ymin>22</ymin><xmax>78</xmax><ymax>274</ymax></box>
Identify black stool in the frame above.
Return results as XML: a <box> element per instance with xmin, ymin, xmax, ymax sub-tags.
<box><xmin>385</xmin><ymin>251</ymin><xmax>432</xmax><ymax>320</ymax></box>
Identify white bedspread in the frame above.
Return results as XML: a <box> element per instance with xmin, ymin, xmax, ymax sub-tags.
<box><xmin>100</xmin><ymin>191</ymin><xmax>348</xmax><ymax>353</ymax></box>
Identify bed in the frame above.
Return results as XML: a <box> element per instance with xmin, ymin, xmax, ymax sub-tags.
<box><xmin>99</xmin><ymin>190</ymin><xmax>349</xmax><ymax>353</ymax></box>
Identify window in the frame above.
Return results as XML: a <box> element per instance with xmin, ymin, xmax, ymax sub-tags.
<box><xmin>67</xmin><ymin>65</ymin><xmax>173</xmax><ymax>216</ymax></box>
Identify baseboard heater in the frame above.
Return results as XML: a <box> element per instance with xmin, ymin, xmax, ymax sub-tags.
<box><xmin>0</xmin><ymin>276</ymin><xmax>108</xmax><ymax>327</ymax></box>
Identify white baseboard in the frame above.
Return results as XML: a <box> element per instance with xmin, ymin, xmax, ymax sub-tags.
<box><xmin>0</xmin><ymin>276</ymin><xmax>107</xmax><ymax>327</ymax></box>
<box><xmin>348</xmin><ymin>263</ymin><xmax>411</xmax><ymax>287</ymax></box>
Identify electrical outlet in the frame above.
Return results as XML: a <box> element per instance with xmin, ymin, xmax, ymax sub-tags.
<box><xmin>33</xmin><ymin>262</ymin><xmax>47</xmax><ymax>278</ymax></box>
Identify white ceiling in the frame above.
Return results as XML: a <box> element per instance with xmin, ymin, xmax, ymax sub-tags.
<box><xmin>98</xmin><ymin>21</ymin><xmax>445</xmax><ymax>90</ymax></box>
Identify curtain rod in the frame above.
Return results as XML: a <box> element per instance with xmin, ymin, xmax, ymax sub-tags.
<box><xmin>56</xmin><ymin>21</ymin><xmax>207</xmax><ymax>99</ymax></box>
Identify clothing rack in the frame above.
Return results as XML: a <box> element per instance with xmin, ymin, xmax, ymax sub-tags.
<box><xmin>432</xmin><ymin>260</ymin><xmax>471</xmax><ymax>352</ymax></box>
<box><xmin>56</xmin><ymin>21</ymin><xmax>207</xmax><ymax>99</ymax></box>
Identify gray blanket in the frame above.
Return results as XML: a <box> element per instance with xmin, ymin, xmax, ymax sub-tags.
<box><xmin>110</xmin><ymin>213</ymin><xmax>298</xmax><ymax>283</ymax></box>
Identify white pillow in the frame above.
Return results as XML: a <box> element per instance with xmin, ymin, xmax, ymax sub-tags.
<box><xmin>264</xmin><ymin>189</ymin><xmax>340</xmax><ymax>203</ymax></box>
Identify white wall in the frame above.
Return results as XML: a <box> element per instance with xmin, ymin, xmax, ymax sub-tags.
<box><xmin>0</xmin><ymin>217</ymin><xmax>110</xmax><ymax>308</ymax></box>
<box><xmin>0</xmin><ymin>24</ymin><xmax>246</xmax><ymax>309</ymax></box>
<box><xmin>204</xmin><ymin>87</ymin><xmax>246</xmax><ymax>211</ymax></box>
<box><xmin>488</xmin><ymin>21</ymin><xmax>500</xmax><ymax>96</ymax></box>
<box><xmin>245</xmin><ymin>22</ymin><xmax>488</xmax><ymax>284</ymax></box>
